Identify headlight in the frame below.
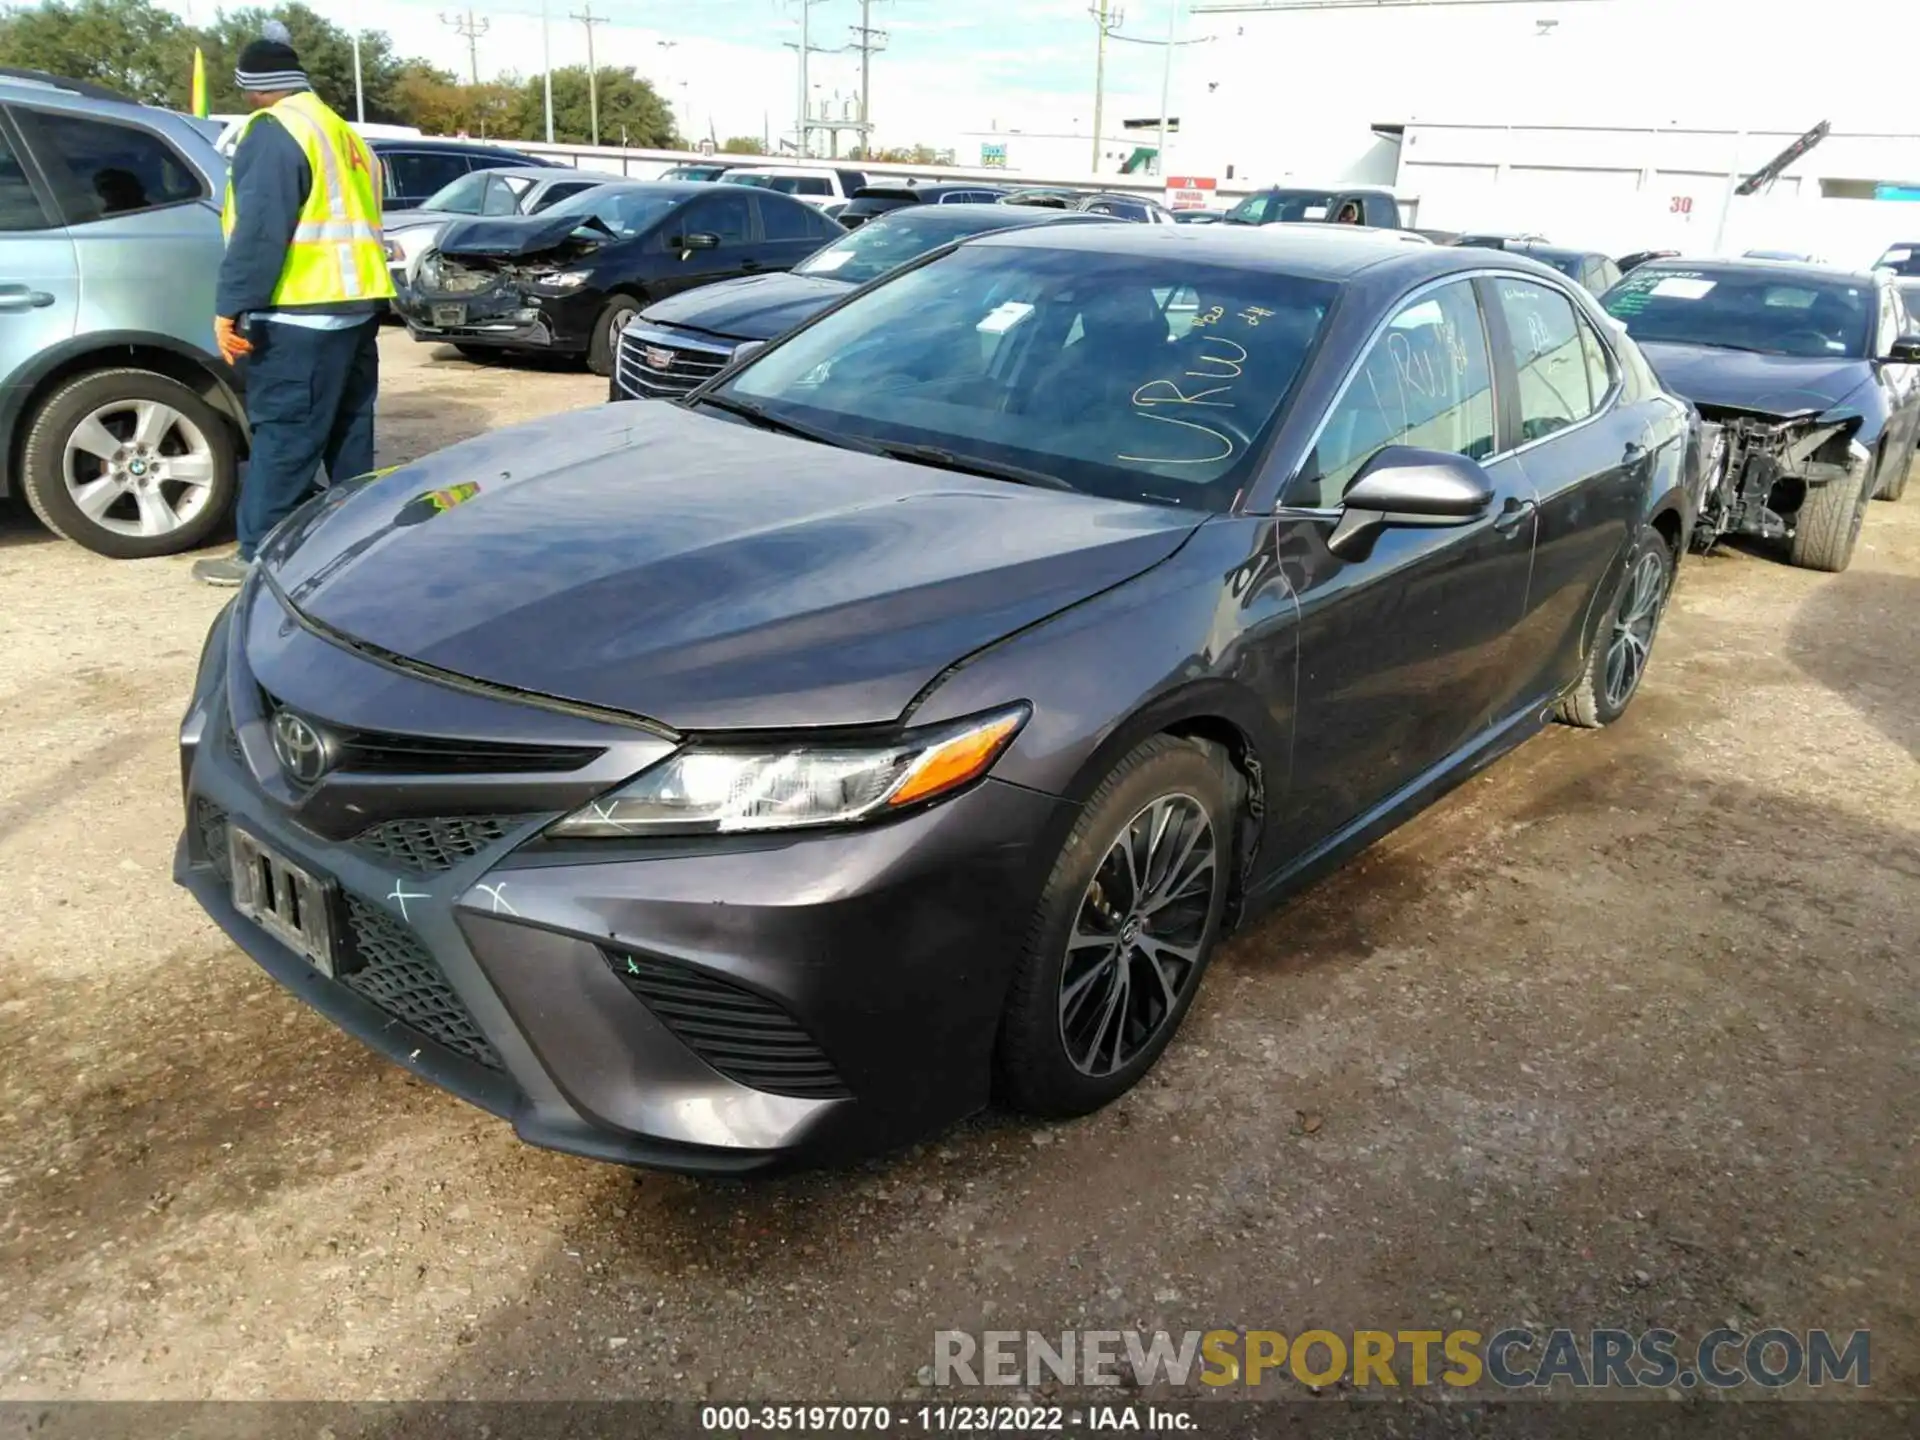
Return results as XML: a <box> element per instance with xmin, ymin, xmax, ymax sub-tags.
<box><xmin>531</xmin><ymin>270</ymin><xmax>591</xmax><ymax>289</ymax></box>
<box><xmin>548</xmin><ymin>705</ymin><xmax>1028</xmax><ymax>838</ymax></box>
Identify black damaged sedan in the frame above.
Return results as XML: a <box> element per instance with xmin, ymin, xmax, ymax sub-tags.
<box><xmin>178</xmin><ymin>228</ymin><xmax>1696</xmax><ymax>1172</ymax></box>
<box><xmin>397</xmin><ymin>181</ymin><xmax>844</xmax><ymax>375</ymax></box>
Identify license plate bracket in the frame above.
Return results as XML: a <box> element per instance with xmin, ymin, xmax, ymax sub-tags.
<box><xmin>431</xmin><ymin>303</ymin><xmax>467</xmax><ymax>328</ymax></box>
<box><xmin>229</xmin><ymin>827</ymin><xmax>342</xmax><ymax>977</ymax></box>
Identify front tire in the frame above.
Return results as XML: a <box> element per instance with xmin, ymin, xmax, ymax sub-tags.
<box><xmin>19</xmin><ymin>367</ymin><xmax>236</xmax><ymax>559</ymax></box>
<box><xmin>995</xmin><ymin>735</ymin><xmax>1234</xmax><ymax>1118</ymax></box>
<box><xmin>587</xmin><ymin>295</ymin><xmax>641</xmax><ymax>378</ymax></box>
<box><xmin>1556</xmin><ymin>524</ymin><xmax>1675</xmax><ymax>729</ymax></box>
<box><xmin>1790</xmin><ymin>449</ymin><xmax>1873</xmax><ymax>571</ymax></box>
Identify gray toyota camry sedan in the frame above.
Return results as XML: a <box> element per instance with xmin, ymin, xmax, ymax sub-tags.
<box><xmin>176</xmin><ymin>226</ymin><xmax>1697</xmax><ymax>1172</ymax></box>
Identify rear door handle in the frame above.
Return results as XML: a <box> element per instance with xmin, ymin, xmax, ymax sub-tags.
<box><xmin>0</xmin><ymin>288</ymin><xmax>56</xmax><ymax>312</ymax></box>
<box><xmin>1493</xmin><ymin>497</ymin><xmax>1537</xmax><ymax>534</ymax></box>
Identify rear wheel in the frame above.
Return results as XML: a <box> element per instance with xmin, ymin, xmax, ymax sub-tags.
<box><xmin>1556</xmin><ymin>524</ymin><xmax>1675</xmax><ymax>729</ymax></box>
<box><xmin>1790</xmin><ymin>448</ymin><xmax>1873</xmax><ymax>571</ymax></box>
<box><xmin>19</xmin><ymin>367</ymin><xmax>236</xmax><ymax>559</ymax></box>
<box><xmin>587</xmin><ymin>295</ymin><xmax>641</xmax><ymax>377</ymax></box>
<box><xmin>995</xmin><ymin>735</ymin><xmax>1233</xmax><ymax>1118</ymax></box>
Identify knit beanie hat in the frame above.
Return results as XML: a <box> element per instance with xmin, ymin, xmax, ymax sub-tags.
<box><xmin>234</xmin><ymin>20</ymin><xmax>310</xmax><ymax>93</ymax></box>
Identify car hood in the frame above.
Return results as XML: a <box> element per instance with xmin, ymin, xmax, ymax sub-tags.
<box><xmin>638</xmin><ymin>271</ymin><xmax>854</xmax><ymax>342</ymax></box>
<box><xmin>435</xmin><ymin>212</ymin><xmax>612</xmax><ymax>259</ymax></box>
<box><xmin>382</xmin><ymin>208</ymin><xmax>450</xmax><ymax>233</ymax></box>
<box><xmin>259</xmin><ymin>403</ymin><xmax>1200</xmax><ymax>731</ymax></box>
<box><xmin>1636</xmin><ymin>341</ymin><xmax>1872</xmax><ymax>419</ymax></box>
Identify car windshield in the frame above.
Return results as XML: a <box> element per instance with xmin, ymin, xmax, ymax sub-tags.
<box><xmin>420</xmin><ymin>171</ymin><xmax>490</xmax><ymax>214</ymax></box>
<box><xmin>1230</xmin><ymin>189</ymin><xmax>1335</xmax><ymax>224</ymax></box>
<box><xmin>545</xmin><ymin>187</ymin><xmax>681</xmax><ymax>239</ymax></box>
<box><xmin>1876</xmin><ymin>244</ymin><xmax>1920</xmax><ymax>276</ymax></box>
<box><xmin>724</xmin><ymin>173</ymin><xmax>814</xmax><ymax>193</ymax></box>
<box><xmin>795</xmin><ymin>209</ymin><xmax>1044</xmax><ymax>285</ymax></box>
<box><xmin>1601</xmin><ymin>267</ymin><xmax>1873</xmax><ymax>358</ymax></box>
<box><xmin>1528</xmin><ymin>250</ymin><xmax>1584</xmax><ymax>280</ymax></box>
<box><xmin>716</xmin><ymin>243</ymin><xmax>1336</xmax><ymax>511</ymax></box>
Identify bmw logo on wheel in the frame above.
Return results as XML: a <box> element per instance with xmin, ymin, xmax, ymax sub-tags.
<box><xmin>271</xmin><ymin>709</ymin><xmax>333</xmax><ymax>785</ymax></box>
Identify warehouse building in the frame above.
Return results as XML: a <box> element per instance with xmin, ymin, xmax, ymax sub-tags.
<box><xmin>1177</xmin><ymin>0</ymin><xmax>1920</xmax><ymax>265</ymax></box>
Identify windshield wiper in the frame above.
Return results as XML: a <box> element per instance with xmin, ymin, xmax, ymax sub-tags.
<box><xmin>691</xmin><ymin>393</ymin><xmax>883</xmax><ymax>454</ymax></box>
<box><xmin>868</xmin><ymin>440</ymin><xmax>1077</xmax><ymax>492</ymax></box>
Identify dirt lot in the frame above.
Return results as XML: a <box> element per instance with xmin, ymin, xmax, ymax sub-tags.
<box><xmin>0</xmin><ymin>331</ymin><xmax>1915</xmax><ymax>1402</ymax></box>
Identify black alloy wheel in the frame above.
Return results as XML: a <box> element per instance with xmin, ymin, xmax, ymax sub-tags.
<box><xmin>1060</xmin><ymin>794</ymin><xmax>1217</xmax><ymax>1076</ymax></box>
<box><xmin>995</xmin><ymin>735</ymin><xmax>1234</xmax><ymax>1116</ymax></box>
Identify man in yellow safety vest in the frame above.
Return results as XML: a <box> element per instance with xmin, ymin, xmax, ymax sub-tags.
<box><xmin>195</xmin><ymin>20</ymin><xmax>395</xmax><ymax>586</ymax></box>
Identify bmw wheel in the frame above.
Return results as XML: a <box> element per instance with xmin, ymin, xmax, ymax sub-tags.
<box><xmin>20</xmin><ymin>367</ymin><xmax>236</xmax><ymax>559</ymax></box>
<box><xmin>1556</xmin><ymin>524</ymin><xmax>1675</xmax><ymax>728</ymax></box>
<box><xmin>995</xmin><ymin>735</ymin><xmax>1234</xmax><ymax>1117</ymax></box>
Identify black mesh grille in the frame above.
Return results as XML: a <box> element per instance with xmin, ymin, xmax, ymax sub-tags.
<box><xmin>606</xmin><ymin>949</ymin><xmax>849</xmax><ymax>1099</ymax></box>
<box><xmin>193</xmin><ymin>798</ymin><xmax>232</xmax><ymax>883</ymax></box>
<box><xmin>344</xmin><ymin>898</ymin><xmax>503</xmax><ymax>1071</ymax></box>
<box><xmin>355</xmin><ymin>816</ymin><xmax>525</xmax><ymax>872</ymax></box>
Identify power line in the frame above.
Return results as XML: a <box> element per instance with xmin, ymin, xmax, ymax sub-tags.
<box><xmin>440</xmin><ymin>8</ymin><xmax>490</xmax><ymax>85</ymax></box>
<box><xmin>571</xmin><ymin>3</ymin><xmax>605</xmax><ymax>144</ymax></box>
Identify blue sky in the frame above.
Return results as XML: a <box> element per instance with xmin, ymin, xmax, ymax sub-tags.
<box><xmin>168</xmin><ymin>0</ymin><xmax>1181</xmax><ymax>146</ymax></box>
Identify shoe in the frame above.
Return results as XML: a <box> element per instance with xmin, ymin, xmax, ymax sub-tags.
<box><xmin>191</xmin><ymin>552</ymin><xmax>253</xmax><ymax>588</ymax></box>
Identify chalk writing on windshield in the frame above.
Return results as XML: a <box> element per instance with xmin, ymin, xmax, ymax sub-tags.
<box><xmin>1118</xmin><ymin>333</ymin><xmax>1245</xmax><ymax>466</ymax></box>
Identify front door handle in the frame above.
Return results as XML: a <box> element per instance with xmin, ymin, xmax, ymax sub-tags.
<box><xmin>1493</xmin><ymin>497</ymin><xmax>1537</xmax><ymax>535</ymax></box>
<box><xmin>0</xmin><ymin>288</ymin><xmax>56</xmax><ymax>312</ymax></box>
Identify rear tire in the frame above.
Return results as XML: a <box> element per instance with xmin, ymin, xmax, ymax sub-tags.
<box><xmin>587</xmin><ymin>295</ymin><xmax>641</xmax><ymax>378</ymax></box>
<box><xmin>1873</xmin><ymin>446</ymin><xmax>1910</xmax><ymax>501</ymax></box>
<box><xmin>19</xmin><ymin>367</ymin><xmax>236</xmax><ymax>559</ymax></box>
<box><xmin>995</xmin><ymin>735</ymin><xmax>1234</xmax><ymax>1118</ymax></box>
<box><xmin>1556</xmin><ymin>524</ymin><xmax>1675</xmax><ymax>729</ymax></box>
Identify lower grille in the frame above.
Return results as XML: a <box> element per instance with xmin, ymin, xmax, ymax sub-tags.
<box><xmin>193</xmin><ymin>798</ymin><xmax>232</xmax><ymax>883</ymax></box>
<box><xmin>355</xmin><ymin>815</ymin><xmax>525</xmax><ymax>872</ymax></box>
<box><xmin>614</xmin><ymin>328</ymin><xmax>733</xmax><ymax>399</ymax></box>
<box><xmin>344</xmin><ymin>898</ymin><xmax>503</xmax><ymax>1071</ymax></box>
<box><xmin>605</xmin><ymin>948</ymin><xmax>849</xmax><ymax>1099</ymax></box>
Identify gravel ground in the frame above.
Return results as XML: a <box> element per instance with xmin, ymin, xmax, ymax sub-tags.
<box><xmin>0</xmin><ymin>331</ymin><xmax>1915</xmax><ymax>1402</ymax></box>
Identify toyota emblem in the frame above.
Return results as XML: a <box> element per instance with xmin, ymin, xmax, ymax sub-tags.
<box><xmin>271</xmin><ymin>709</ymin><xmax>333</xmax><ymax>785</ymax></box>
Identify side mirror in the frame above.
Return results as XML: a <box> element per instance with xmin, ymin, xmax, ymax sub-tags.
<box><xmin>1329</xmin><ymin>446</ymin><xmax>1494</xmax><ymax>559</ymax></box>
<box><xmin>1885</xmin><ymin>333</ymin><xmax>1920</xmax><ymax>364</ymax></box>
<box><xmin>676</xmin><ymin>231</ymin><xmax>721</xmax><ymax>252</ymax></box>
<box><xmin>725</xmin><ymin>339</ymin><xmax>766</xmax><ymax>369</ymax></box>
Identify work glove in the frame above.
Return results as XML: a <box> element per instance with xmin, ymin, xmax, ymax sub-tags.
<box><xmin>214</xmin><ymin>316</ymin><xmax>254</xmax><ymax>365</ymax></box>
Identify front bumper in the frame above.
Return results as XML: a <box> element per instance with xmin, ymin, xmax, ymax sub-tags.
<box><xmin>395</xmin><ymin>283</ymin><xmax>594</xmax><ymax>354</ymax></box>
<box><xmin>174</xmin><ymin>585</ymin><xmax>1067</xmax><ymax>1171</ymax></box>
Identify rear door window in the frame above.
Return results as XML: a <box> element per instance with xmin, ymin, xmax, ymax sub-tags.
<box><xmin>677</xmin><ymin>191</ymin><xmax>753</xmax><ymax>244</ymax></box>
<box><xmin>22</xmin><ymin>110</ymin><xmax>205</xmax><ymax>223</ymax></box>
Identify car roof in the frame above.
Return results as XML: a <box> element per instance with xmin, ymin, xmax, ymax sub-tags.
<box><xmin>964</xmin><ymin>221</ymin><xmax>1512</xmax><ymax>283</ymax></box>
<box><xmin>1512</xmin><ymin>242</ymin><xmax>1604</xmax><ymax>264</ymax></box>
<box><xmin>369</xmin><ymin>137</ymin><xmax>545</xmax><ymax>159</ymax></box>
<box><xmin>594</xmin><ymin>181</ymin><xmax>712</xmax><ymax>198</ymax></box>
<box><xmin>1635</xmin><ymin>256</ymin><xmax>1883</xmax><ymax>285</ymax></box>
<box><xmin>0</xmin><ymin>74</ymin><xmax>222</xmax><ymax>171</ymax></box>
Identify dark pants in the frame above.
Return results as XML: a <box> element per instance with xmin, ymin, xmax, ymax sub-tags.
<box><xmin>236</xmin><ymin>316</ymin><xmax>380</xmax><ymax>558</ymax></box>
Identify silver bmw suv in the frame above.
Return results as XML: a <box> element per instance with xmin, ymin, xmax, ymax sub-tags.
<box><xmin>0</xmin><ymin>68</ymin><xmax>244</xmax><ymax>557</ymax></box>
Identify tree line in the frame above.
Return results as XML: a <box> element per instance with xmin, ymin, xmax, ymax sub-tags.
<box><xmin>0</xmin><ymin>0</ymin><xmax>678</xmax><ymax>146</ymax></box>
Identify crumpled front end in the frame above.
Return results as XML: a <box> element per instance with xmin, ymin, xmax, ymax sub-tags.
<box><xmin>396</xmin><ymin>244</ymin><xmax>602</xmax><ymax>353</ymax></box>
<box><xmin>1690</xmin><ymin>407</ymin><xmax>1870</xmax><ymax>548</ymax></box>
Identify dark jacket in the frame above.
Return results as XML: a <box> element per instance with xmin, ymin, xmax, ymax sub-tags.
<box><xmin>216</xmin><ymin>108</ymin><xmax>384</xmax><ymax>321</ymax></box>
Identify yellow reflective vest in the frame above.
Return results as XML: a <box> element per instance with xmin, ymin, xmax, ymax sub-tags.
<box><xmin>221</xmin><ymin>91</ymin><xmax>395</xmax><ymax>308</ymax></box>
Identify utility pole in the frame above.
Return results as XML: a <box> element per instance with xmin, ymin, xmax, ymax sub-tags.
<box><xmin>849</xmin><ymin>0</ymin><xmax>888</xmax><ymax>156</ymax></box>
<box><xmin>657</xmin><ymin>39</ymin><xmax>680</xmax><ymax>143</ymax></box>
<box><xmin>440</xmin><ymin>8</ymin><xmax>489</xmax><ymax>87</ymax></box>
<box><xmin>783</xmin><ymin>0</ymin><xmax>833</xmax><ymax>159</ymax></box>
<box><xmin>571</xmin><ymin>4</ymin><xmax>604</xmax><ymax>146</ymax></box>
<box><xmin>1156</xmin><ymin>0</ymin><xmax>1180</xmax><ymax>177</ymax></box>
<box><xmin>1090</xmin><ymin>1</ymin><xmax>1123</xmax><ymax>174</ymax></box>
<box><xmin>540</xmin><ymin>0</ymin><xmax>554</xmax><ymax>142</ymax></box>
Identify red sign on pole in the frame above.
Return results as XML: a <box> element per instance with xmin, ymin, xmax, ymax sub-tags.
<box><xmin>1164</xmin><ymin>175</ymin><xmax>1217</xmax><ymax>211</ymax></box>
